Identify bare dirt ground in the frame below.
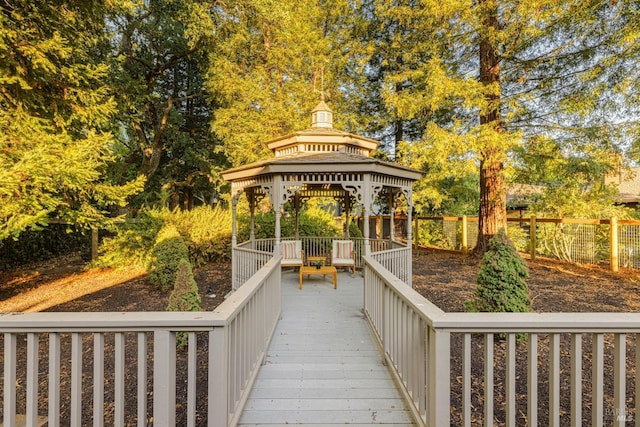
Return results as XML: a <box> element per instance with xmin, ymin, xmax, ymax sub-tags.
<box><xmin>2</xmin><ymin>249</ymin><xmax>640</xmax><ymax>425</ymax></box>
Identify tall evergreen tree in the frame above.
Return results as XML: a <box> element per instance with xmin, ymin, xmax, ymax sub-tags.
<box><xmin>109</xmin><ymin>0</ymin><xmax>222</xmax><ymax>208</ymax></box>
<box><xmin>381</xmin><ymin>0</ymin><xmax>639</xmax><ymax>253</ymax></box>
<box><xmin>0</xmin><ymin>1</ymin><xmax>143</xmax><ymax>239</ymax></box>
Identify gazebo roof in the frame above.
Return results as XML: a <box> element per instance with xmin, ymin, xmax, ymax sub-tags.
<box><xmin>221</xmin><ymin>100</ymin><xmax>422</xmax><ymax>183</ymax></box>
<box><xmin>221</xmin><ymin>151</ymin><xmax>422</xmax><ymax>182</ymax></box>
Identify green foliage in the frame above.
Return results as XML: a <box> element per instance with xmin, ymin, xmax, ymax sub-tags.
<box><xmin>167</xmin><ymin>258</ymin><xmax>201</xmax><ymax>348</ymax></box>
<box><xmin>97</xmin><ymin>206</ymin><xmax>232</xmax><ymax>269</ymax></box>
<box><xmin>95</xmin><ymin>211</ymin><xmax>165</xmax><ymax>269</ymax></box>
<box><xmin>207</xmin><ymin>0</ymin><xmax>364</xmax><ymax>167</ymax></box>
<box><xmin>148</xmin><ymin>225</ymin><xmax>190</xmax><ymax>291</ymax></box>
<box><xmin>167</xmin><ymin>259</ymin><xmax>201</xmax><ymax>312</ymax></box>
<box><xmin>109</xmin><ymin>0</ymin><xmax>224</xmax><ymax>209</ymax></box>
<box><xmin>417</xmin><ymin>221</ymin><xmax>454</xmax><ymax>250</ymax></box>
<box><xmin>0</xmin><ymin>2</ymin><xmax>144</xmax><ymax>239</ymax></box>
<box><xmin>168</xmin><ymin>206</ymin><xmax>232</xmax><ymax>266</ymax></box>
<box><xmin>348</xmin><ymin>221</ymin><xmax>363</xmax><ymax>238</ymax></box>
<box><xmin>0</xmin><ymin>224</ymin><xmax>91</xmax><ymax>271</ymax></box>
<box><xmin>238</xmin><ymin>205</ymin><xmax>341</xmax><ymax>242</ymax></box>
<box><xmin>466</xmin><ymin>230</ymin><xmax>532</xmax><ymax>314</ymax></box>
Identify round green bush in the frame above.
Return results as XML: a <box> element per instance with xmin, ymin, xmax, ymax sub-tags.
<box><xmin>148</xmin><ymin>225</ymin><xmax>189</xmax><ymax>291</ymax></box>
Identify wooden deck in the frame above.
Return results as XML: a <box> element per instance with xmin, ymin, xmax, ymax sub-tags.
<box><xmin>238</xmin><ymin>270</ymin><xmax>416</xmax><ymax>426</ymax></box>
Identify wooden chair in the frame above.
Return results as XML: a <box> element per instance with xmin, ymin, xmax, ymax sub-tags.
<box><xmin>331</xmin><ymin>240</ymin><xmax>356</xmax><ymax>276</ymax></box>
<box><xmin>281</xmin><ymin>240</ymin><xmax>304</xmax><ymax>270</ymax></box>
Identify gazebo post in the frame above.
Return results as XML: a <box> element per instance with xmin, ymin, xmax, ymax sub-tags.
<box><xmin>389</xmin><ymin>191</ymin><xmax>395</xmax><ymax>246</ymax></box>
<box><xmin>249</xmin><ymin>191</ymin><xmax>256</xmax><ymax>242</ymax></box>
<box><xmin>274</xmin><ymin>176</ymin><xmax>283</xmax><ymax>255</ymax></box>
<box><xmin>344</xmin><ymin>193</ymin><xmax>351</xmax><ymax>239</ymax></box>
<box><xmin>294</xmin><ymin>194</ymin><xmax>300</xmax><ymax>240</ymax></box>
<box><xmin>231</xmin><ymin>194</ymin><xmax>238</xmax><ymax>248</ymax></box>
<box><xmin>363</xmin><ymin>175</ymin><xmax>372</xmax><ymax>256</ymax></box>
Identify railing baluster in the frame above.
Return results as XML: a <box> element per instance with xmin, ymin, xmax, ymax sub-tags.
<box><xmin>71</xmin><ymin>332</ymin><xmax>83</xmax><ymax>427</ymax></box>
<box><xmin>462</xmin><ymin>333</ymin><xmax>471</xmax><ymax>427</ymax></box>
<box><xmin>636</xmin><ymin>334</ymin><xmax>640</xmax><ymax>427</ymax></box>
<box><xmin>49</xmin><ymin>333</ymin><xmax>61</xmax><ymax>426</ymax></box>
<box><xmin>614</xmin><ymin>333</ymin><xmax>626</xmax><ymax>427</ymax></box>
<box><xmin>188</xmin><ymin>332</ymin><xmax>197</xmax><ymax>427</ymax></box>
<box><xmin>154</xmin><ymin>330</ymin><xmax>176</xmax><ymax>426</ymax></box>
<box><xmin>528</xmin><ymin>333</ymin><xmax>538</xmax><ymax>427</ymax></box>
<box><xmin>4</xmin><ymin>332</ymin><xmax>17</xmax><ymax>426</ymax></box>
<box><xmin>484</xmin><ymin>333</ymin><xmax>493</xmax><ymax>427</ymax></box>
<box><xmin>26</xmin><ymin>333</ymin><xmax>39</xmax><ymax>427</ymax></box>
<box><xmin>592</xmin><ymin>333</ymin><xmax>604</xmax><ymax>426</ymax></box>
<box><xmin>115</xmin><ymin>332</ymin><xmax>125</xmax><ymax>427</ymax></box>
<box><xmin>506</xmin><ymin>333</ymin><xmax>516</xmax><ymax>426</ymax></box>
<box><xmin>94</xmin><ymin>333</ymin><xmax>105</xmax><ymax>427</ymax></box>
<box><xmin>550</xmin><ymin>333</ymin><xmax>560</xmax><ymax>427</ymax></box>
<box><xmin>570</xmin><ymin>333</ymin><xmax>582</xmax><ymax>427</ymax></box>
<box><xmin>137</xmin><ymin>332</ymin><xmax>147</xmax><ymax>427</ymax></box>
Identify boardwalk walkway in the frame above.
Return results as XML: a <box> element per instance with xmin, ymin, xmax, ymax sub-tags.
<box><xmin>238</xmin><ymin>270</ymin><xmax>415</xmax><ymax>426</ymax></box>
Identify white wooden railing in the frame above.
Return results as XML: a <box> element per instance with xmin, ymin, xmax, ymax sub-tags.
<box><xmin>369</xmin><ymin>246</ymin><xmax>412</xmax><ymax>286</ymax></box>
<box><xmin>364</xmin><ymin>254</ymin><xmax>640</xmax><ymax>427</ymax></box>
<box><xmin>1</xmin><ymin>256</ymin><xmax>281</xmax><ymax>427</ymax></box>
<box><xmin>236</xmin><ymin>236</ymin><xmax>394</xmax><ymax>272</ymax></box>
<box><xmin>232</xmin><ymin>243</ymin><xmax>273</xmax><ymax>290</ymax></box>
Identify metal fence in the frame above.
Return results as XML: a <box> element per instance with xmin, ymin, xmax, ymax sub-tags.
<box><xmin>396</xmin><ymin>215</ymin><xmax>640</xmax><ymax>272</ymax></box>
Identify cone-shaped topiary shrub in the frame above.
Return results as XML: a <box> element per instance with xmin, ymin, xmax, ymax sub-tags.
<box><xmin>465</xmin><ymin>229</ymin><xmax>532</xmax><ymax>314</ymax></box>
<box><xmin>167</xmin><ymin>258</ymin><xmax>201</xmax><ymax>348</ymax></box>
<box><xmin>167</xmin><ymin>258</ymin><xmax>201</xmax><ymax>312</ymax></box>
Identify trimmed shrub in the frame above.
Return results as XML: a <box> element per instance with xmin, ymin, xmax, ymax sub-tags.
<box><xmin>465</xmin><ymin>229</ymin><xmax>532</xmax><ymax>314</ymax></box>
<box><xmin>167</xmin><ymin>258</ymin><xmax>201</xmax><ymax>348</ymax></box>
<box><xmin>167</xmin><ymin>259</ymin><xmax>201</xmax><ymax>312</ymax></box>
<box><xmin>148</xmin><ymin>225</ymin><xmax>189</xmax><ymax>291</ymax></box>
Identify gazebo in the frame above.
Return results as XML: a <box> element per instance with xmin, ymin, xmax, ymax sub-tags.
<box><xmin>221</xmin><ymin>101</ymin><xmax>423</xmax><ymax>288</ymax></box>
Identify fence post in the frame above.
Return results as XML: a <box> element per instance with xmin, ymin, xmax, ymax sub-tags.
<box><xmin>414</xmin><ymin>216</ymin><xmax>419</xmax><ymax>249</ymax></box>
<box><xmin>610</xmin><ymin>217</ymin><xmax>619</xmax><ymax>272</ymax></box>
<box><xmin>530</xmin><ymin>216</ymin><xmax>536</xmax><ymax>261</ymax></box>
<box><xmin>461</xmin><ymin>216</ymin><xmax>468</xmax><ymax>254</ymax></box>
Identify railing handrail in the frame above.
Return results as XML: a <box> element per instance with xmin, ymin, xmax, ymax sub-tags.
<box><xmin>433</xmin><ymin>311</ymin><xmax>640</xmax><ymax>332</ymax></box>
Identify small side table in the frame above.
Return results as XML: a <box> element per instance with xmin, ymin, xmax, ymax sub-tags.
<box><xmin>306</xmin><ymin>256</ymin><xmax>326</xmax><ymax>267</ymax></box>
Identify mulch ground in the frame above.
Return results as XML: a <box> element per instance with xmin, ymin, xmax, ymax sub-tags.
<box><xmin>2</xmin><ymin>248</ymin><xmax>640</xmax><ymax>425</ymax></box>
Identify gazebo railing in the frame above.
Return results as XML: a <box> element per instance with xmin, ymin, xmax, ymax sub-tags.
<box><xmin>233</xmin><ymin>243</ymin><xmax>273</xmax><ymax>290</ymax></box>
<box><xmin>235</xmin><ymin>237</ymin><xmax>397</xmax><ymax>274</ymax></box>
<box><xmin>1</xmin><ymin>256</ymin><xmax>281</xmax><ymax>427</ymax></box>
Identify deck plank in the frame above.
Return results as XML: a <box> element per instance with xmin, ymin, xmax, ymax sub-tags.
<box><xmin>237</xmin><ymin>271</ymin><xmax>415</xmax><ymax>426</ymax></box>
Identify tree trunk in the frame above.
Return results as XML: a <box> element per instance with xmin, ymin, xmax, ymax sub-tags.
<box><xmin>474</xmin><ymin>0</ymin><xmax>507</xmax><ymax>255</ymax></box>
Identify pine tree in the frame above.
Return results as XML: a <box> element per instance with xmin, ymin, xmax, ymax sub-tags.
<box><xmin>466</xmin><ymin>229</ymin><xmax>531</xmax><ymax>314</ymax></box>
<box><xmin>0</xmin><ymin>1</ymin><xmax>143</xmax><ymax>239</ymax></box>
<box><xmin>377</xmin><ymin>0</ymin><xmax>640</xmax><ymax>253</ymax></box>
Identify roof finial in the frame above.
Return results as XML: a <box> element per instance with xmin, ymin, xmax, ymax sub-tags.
<box><xmin>311</xmin><ymin>64</ymin><xmax>333</xmax><ymax>128</ymax></box>
<box><xmin>320</xmin><ymin>65</ymin><xmax>325</xmax><ymax>101</ymax></box>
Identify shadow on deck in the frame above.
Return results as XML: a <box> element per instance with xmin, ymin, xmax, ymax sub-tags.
<box><xmin>238</xmin><ymin>270</ymin><xmax>416</xmax><ymax>426</ymax></box>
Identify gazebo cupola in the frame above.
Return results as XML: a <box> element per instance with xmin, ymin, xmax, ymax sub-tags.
<box><xmin>266</xmin><ymin>100</ymin><xmax>378</xmax><ymax>158</ymax></box>
<box><xmin>311</xmin><ymin>99</ymin><xmax>333</xmax><ymax>128</ymax></box>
